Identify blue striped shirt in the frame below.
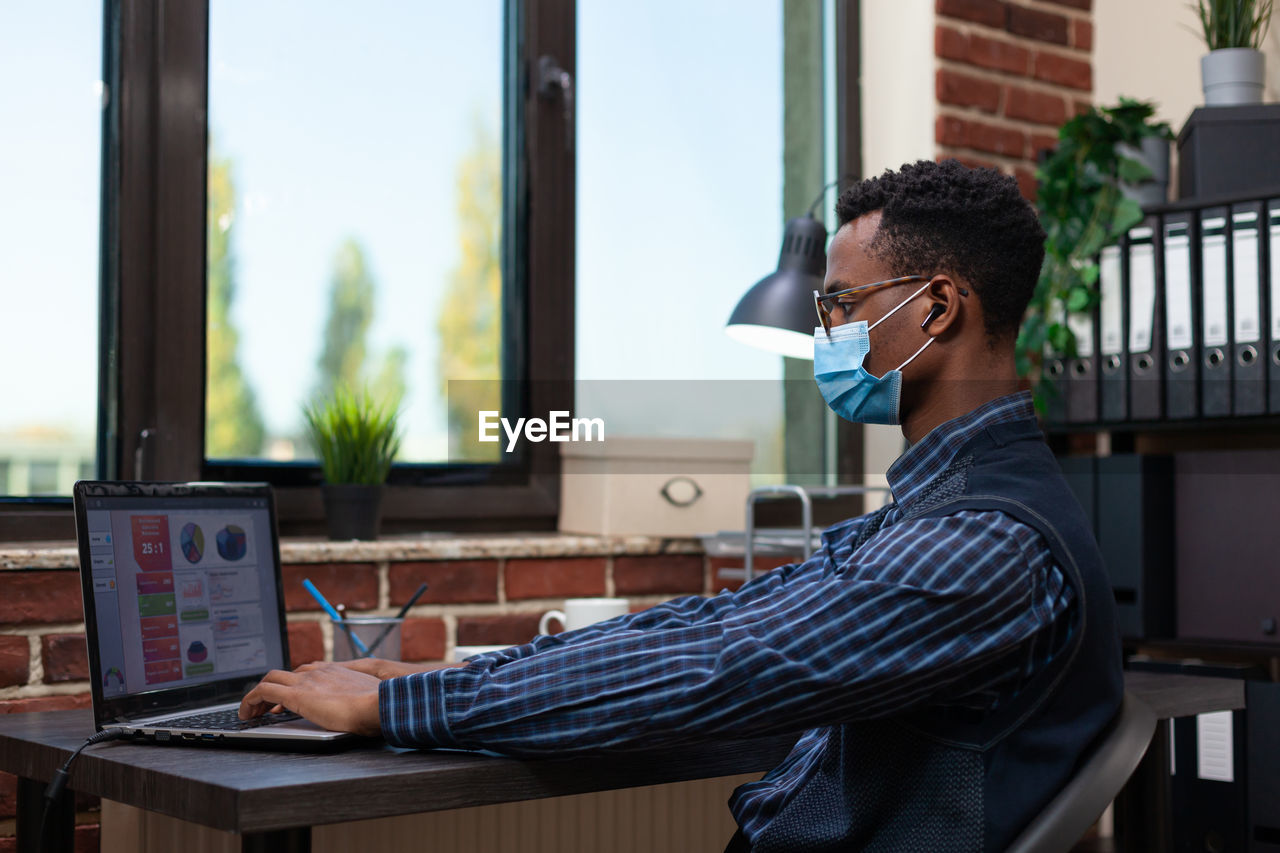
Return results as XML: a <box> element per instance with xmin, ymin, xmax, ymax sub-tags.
<box><xmin>379</xmin><ymin>391</ymin><xmax>1075</xmax><ymax>840</ymax></box>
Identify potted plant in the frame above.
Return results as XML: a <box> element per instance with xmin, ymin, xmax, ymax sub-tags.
<box><xmin>1017</xmin><ymin>99</ymin><xmax>1173</xmax><ymax>412</ymax></box>
<box><xmin>1196</xmin><ymin>0</ymin><xmax>1274</xmax><ymax>106</ymax></box>
<box><xmin>303</xmin><ymin>386</ymin><xmax>402</xmax><ymax>540</ymax></box>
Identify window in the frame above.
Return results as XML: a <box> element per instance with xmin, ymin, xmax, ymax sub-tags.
<box><xmin>94</xmin><ymin>0</ymin><xmax>575</xmax><ymax>538</ymax></box>
<box><xmin>575</xmin><ymin>0</ymin><xmax>787</xmax><ymax>484</ymax></box>
<box><xmin>204</xmin><ymin>2</ymin><xmax>505</xmax><ymax>468</ymax></box>
<box><xmin>0</xmin><ymin>0</ymin><xmax>862</xmax><ymax>540</ymax></box>
<box><xmin>0</xmin><ymin>3</ymin><xmax>103</xmax><ymax>498</ymax></box>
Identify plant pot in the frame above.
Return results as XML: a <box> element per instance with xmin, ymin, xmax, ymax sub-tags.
<box><xmin>321</xmin><ymin>483</ymin><xmax>385</xmax><ymax>541</ymax></box>
<box><xmin>1201</xmin><ymin>48</ymin><xmax>1265</xmax><ymax>107</ymax></box>
<box><xmin>1118</xmin><ymin>136</ymin><xmax>1171</xmax><ymax>208</ymax></box>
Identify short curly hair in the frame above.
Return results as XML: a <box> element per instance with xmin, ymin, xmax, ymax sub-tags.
<box><xmin>835</xmin><ymin>159</ymin><xmax>1045</xmax><ymax>343</ymax></box>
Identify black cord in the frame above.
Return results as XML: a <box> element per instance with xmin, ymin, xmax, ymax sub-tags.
<box><xmin>805</xmin><ymin>173</ymin><xmax>861</xmax><ymax>218</ymax></box>
<box><xmin>38</xmin><ymin>729</ymin><xmax>125</xmax><ymax>853</ymax></box>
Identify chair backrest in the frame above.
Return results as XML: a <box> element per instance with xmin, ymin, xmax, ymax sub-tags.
<box><xmin>1005</xmin><ymin>691</ymin><xmax>1157</xmax><ymax>853</ymax></box>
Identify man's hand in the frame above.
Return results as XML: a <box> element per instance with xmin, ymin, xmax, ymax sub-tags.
<box><xmin>238</xmin><ymin>662</ymin><xmax>383</xmax><ymax>736</ymax></box>
<box><xmin>319</xmin><ymin>658</ymin><xmax>464</xmax><ymax>680</ymax></box>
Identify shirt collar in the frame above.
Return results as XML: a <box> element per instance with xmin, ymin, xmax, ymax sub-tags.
<box><xmin>885</xmin><ymin>390</ymin><xmax>1036</xmax><ymax>509</ymax></box>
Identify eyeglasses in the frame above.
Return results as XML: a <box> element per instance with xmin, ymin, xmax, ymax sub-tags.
<box><xmin>812</xmin><ymin>275</ymin><xmax>930</xmax><ymax>337</ymax></box>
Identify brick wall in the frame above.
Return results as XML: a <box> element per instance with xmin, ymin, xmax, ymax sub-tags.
<box><xmin>0</xmin><ymin>548</ymin><xmax>792</xmax><ymax>851</ymax></box>
<box><xmin>934</xmin><ymin>0</ymin><xmax>1094</xmax><ymax>199</ymax></box>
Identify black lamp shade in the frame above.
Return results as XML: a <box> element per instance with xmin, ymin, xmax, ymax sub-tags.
<box><xmin>726</xmin><ymin>216</ymin><xmax>827</xmax><ymax>359</ymax></box>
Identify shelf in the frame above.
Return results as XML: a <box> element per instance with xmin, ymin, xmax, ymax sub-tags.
<box><xmin>1046</xmin><ymin>413</ymin><xmax>1280</xmax><ymax>435</ymax></box>
<box><xmin>1127</xmin><ymin>636</ymin><xmax>1280</xmax><ymax>661</ymax></box>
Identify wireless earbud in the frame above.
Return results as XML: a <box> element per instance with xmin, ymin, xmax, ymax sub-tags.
<box><xmin>921</xmin><ymin>304</ymin><xmax>945</xmax><ymax>330</ymax></box>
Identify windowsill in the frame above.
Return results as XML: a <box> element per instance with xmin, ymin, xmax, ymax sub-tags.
<box><xmin>0</xmin><ymin>531</ymin><xmax>706</xmax><ymax>570</ymax></box>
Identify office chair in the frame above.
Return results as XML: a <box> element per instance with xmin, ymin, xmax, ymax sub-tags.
<box><xmin>1005</xmin><ymin>691</ymin><xmax>1157</xmax><ymax>853</ymax></box>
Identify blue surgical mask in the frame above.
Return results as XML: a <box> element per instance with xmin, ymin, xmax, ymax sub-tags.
<box><xmin>813</xmin><ymin>281</ymin><xmax>934</xmax><ymax>425</ymax></box>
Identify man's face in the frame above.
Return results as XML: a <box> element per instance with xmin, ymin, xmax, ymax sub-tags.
<box><xmin>821</xmin><ymin>212</ymin><xmax>931</xmax><ymax>379</ymax></box>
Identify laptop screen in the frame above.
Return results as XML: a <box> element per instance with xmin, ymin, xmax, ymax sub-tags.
<box><xmin>76</xmin><ymin>484</ymin><xmax>287</xmax><ymax>702</ymax></box>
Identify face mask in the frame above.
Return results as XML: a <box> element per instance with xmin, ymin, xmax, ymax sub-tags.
<box><xmin>812</xmin><ymin>281</ymin><xmax>934</xmax><ymax>425</ymax></box>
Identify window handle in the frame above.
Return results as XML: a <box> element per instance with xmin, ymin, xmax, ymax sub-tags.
<box><xmin>134</xmin><ymin>428</ymin><xmax>156</xmax><ymax>480</ymax></box>
<box><xmin>537</xmin><ymin>55</ymin><xmax>573</xmax><ymax>152</ymax></box>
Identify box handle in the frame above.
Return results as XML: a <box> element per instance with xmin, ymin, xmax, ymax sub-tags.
<box><xmin>660</xmin><ymin>476</ymin><xmax>703</xmax><ymax>507</ymax></box>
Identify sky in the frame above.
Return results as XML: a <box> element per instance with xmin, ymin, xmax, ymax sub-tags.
<box><xmin>1</xmin><ymin>3</ymin><xmax>103</xmax><ymax>438</ymax></box>
<box><xmin>1</xmin><ymin>1</ymin><xmax>788</xmax><ymax>475</ymax></box>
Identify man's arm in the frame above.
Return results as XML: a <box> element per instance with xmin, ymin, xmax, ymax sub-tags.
<box><xmin>377</xmin><ymin>510</ymin><xmax>1073</xmax><ymax>754</ymax></box>
<box><xmin>239</xmin><ymin>532</ymin><xmax>837</xmax><ymax>726</ymax></box>
<box><xmin>463</xmin><ymin>510</ymin><xmax>892</xmax><ymax>667</ymax></box>
<box><xmin>455</xmin><ymin>538</ymin><xmax>843</xmax><ymax>667</ymax></box>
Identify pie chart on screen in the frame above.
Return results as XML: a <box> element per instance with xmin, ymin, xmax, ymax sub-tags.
<box><xmin>216</xmin><ymin>525</ymin><xmax>247</xmax><ymax>561</ymax></box>
<box><xmin>180</xmin><ymin>523</ymin><xmax>204</xmax><ymax>564</ymax></box>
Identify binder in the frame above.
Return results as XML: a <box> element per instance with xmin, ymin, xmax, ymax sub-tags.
<box><xmin>1098</xmin><ymin>243</ymin><xmax>1127</xmax><ymax>422</ymax></box>
<box><xmin>1043</xmin><ymin>300</ymin><xmax>1068</xmax><ymax>424</ymax></box>
<box><xmin>1269</xmin><ymin>200</ymin><xmax>1280</xmax><ymax>413</ymax></box>
<box><xmin>1230</xmin><ymin>202</ymin><xmax>1266</xmax><ymax>414</ymax></box>
<box><xmin>1163</xmin><ymin>212</ymin><xmax>1198</xmax><ymax>419</ymax></box>
<box><xmin>1065</xmin><ymin>298</ymin><xmax>1099</xmax><ymax>424</ymax></box>
<box><xmin>1095</xmin><ymin>453</ymin><xmax>1174</xmax><ymax>639</ymax></box>
<box><xmin>1199</xmin><ymin>207</ymin><xmax>1232</xmax><ymax>417</ymax></box>
<box><xmin>1043</xmin><ymin>347</ymin><xmax>1068</xmax><ymax>424</ymax></box>
<box><xmin>1127</xmin><ymin>219</ymin><xmax>1164</xmax><ymax>421</ymax></box>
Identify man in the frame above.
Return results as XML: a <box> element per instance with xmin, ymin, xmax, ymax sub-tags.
<box><xmin>242</xmin><ymin>159</ymin><xmax>1123</xmax><ymax>852</ymax></box>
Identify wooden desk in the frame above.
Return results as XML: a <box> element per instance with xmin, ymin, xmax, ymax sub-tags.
<box><xmin>0</xmin><ymin>672</ymin><xmax>1245</xmax><ymax>853</ymax></box>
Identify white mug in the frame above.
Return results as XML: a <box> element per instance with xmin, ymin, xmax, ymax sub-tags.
<box><xmin>451</xmin><ymin>644</ymin><xmax>510</xmax><ymax>663</ymax></box>
<box><xmin>539</xmin><ymin>597</ymin><xmax>631</xmax><ymax>635</ymax></box>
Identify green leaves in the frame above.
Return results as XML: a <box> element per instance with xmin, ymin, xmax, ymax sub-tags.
<box><xmin>1113</xmin><ymin>197</ymin><xmax>1145</xmax><ymax>234</ymax></box>
<box><xmin>1018</xmin><ymin>98</ymin><xmax>1172</xmax><ymax>410</ymax></box>
<box><xmin>1116</xmin><ymin>155</ymin><xmax>1154</xmax><ymax>185</ymax></box>
<box><xmin>1047</xmin><ymin>322</ymin><xmax>1074</xmax><ymax>357</ymax></box>
<box><xmin>302</xmin><ymin>386</ymin><xmax>402</xmax><ymax>485</ymax></box>
<box><xmin>1066</xmin><ymin>286</ymin><xmax>1093</xmax><ymax>313</ymax></box>
<box><xmin>1196</xmin><ymin>0</ymin><xmax>1275</xmax><ymax>49</ymax></box>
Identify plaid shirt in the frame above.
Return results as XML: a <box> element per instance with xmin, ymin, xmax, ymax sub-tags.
<box><xmin>380</xmin><ymin>391</ymin><xmax>1074</xmax><ymax>837</ymax></box>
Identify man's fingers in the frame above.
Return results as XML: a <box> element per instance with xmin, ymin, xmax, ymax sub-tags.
<box><xmin>239</xmin><ymin>681</ymin><xmax>295</xmax><ymax>719</ymax></box>
<box><xmin>327</xmin><ymin>658</ymin><xmax>380</xmax><ymax>676</ymax></box>
<box><xmin>237</xmin><ymin>665</ymin><xmax>382</xmax><ymax>735</ymax></box>
<box><xmin>260</xmin><ymin>668</ymin><xmax>303</xmax><ymax>685</ymax></box>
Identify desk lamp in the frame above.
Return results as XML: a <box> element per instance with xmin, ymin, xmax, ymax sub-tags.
<box><xmin>725</xmin><ymin>214</ymin><xmax>825</xmax><ymax>359</ymax></box>
<box><xmin>725</xmin><ymin>183</ymin><xmax>841</xmax><ymax>360</ymax></box>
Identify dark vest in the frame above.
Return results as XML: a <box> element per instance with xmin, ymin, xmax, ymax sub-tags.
<box><xmin>751</xmin><ymin>418</ymin><xmax>1124</xmax><ymax>852</ymax></box>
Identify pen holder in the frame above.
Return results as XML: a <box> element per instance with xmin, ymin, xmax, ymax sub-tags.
<box><xmin>331</xmin><ymin>615</ymin><xmax>404</xmax><ymax>662</ymax></box>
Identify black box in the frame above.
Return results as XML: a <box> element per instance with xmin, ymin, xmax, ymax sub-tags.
<box><xmin>1177</xmin><ymin>105</ymin><xmax>1280</xmax><ymax>201</ymax></box>
<box><xmin>1096</xmin><ymin>454</ymin><xmax>1175</xmax><ymax>640</ymax></box>
<box><xmin>1175</xmin><ymin>449</ymin><xmax>1280</xmax><ymax>645</ymax></box>
<box><xmin>1248</xmin><ymin>681</ymin><xmax>1280</xmax><ymax>851</ymax></box>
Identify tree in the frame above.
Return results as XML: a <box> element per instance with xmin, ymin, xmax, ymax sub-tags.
<box><xmin>205</xmin><ymin>145</ymin><xmax>266</xmax><ymax>458</ymax></box>
<box><xmin>316</xmin><ymin>238</ymin><xmax>376</xmax><ymax>396</ymax></box>
<box><xmin>436</xmin><ymin>120</ymin><xmax>503</xmax><ymax>460</ymax></box>
<box><xmin>372</xmin><ymin>345</ymin><xmax>409</xmax><ymax>415</ymax></box>
<box><xmin>312</xmin><ymin>238</ymin><xmax>407</xmax><ymax>414</ymax></box>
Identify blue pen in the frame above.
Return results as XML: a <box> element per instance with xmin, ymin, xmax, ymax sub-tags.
<box><xmin>303</xmin><ymin>578</ymin><xmax>371</xmax><ymax>657</ymax></box>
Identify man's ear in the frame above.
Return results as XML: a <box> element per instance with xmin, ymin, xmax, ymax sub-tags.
<box><xmin>919</xmin><ymin>275</ymin><xmax>967</xmax><ymax>336</ymax></box>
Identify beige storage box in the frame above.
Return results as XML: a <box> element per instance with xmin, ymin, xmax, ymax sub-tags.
<box><xmin>558</xmin><ymin>436</ymin><xmax>754</xmax><ymax>537</ymax></box>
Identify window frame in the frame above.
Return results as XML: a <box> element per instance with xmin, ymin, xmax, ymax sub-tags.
<box><xmin>182</xmin><ymin>0</ymin><xmax>577</xmax><ymax>535</ymax></box>
<box><xmin>0</xmin><ymin>0</ymin><xmax>865</xmax><ymax>542</ymax></box>
<box><xmin>0</xmin><ymin>0</ymin><xmax>573</xmax><ymax>541</ymax></box>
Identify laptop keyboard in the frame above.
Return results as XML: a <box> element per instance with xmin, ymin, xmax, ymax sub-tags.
<box><xmin>160</xmin><ymin>709</ymin><xmax>301</xmax><ymax>731</ymax></box>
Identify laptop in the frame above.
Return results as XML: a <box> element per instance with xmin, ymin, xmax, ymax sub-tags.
<box><xmin>73</xmin><ymin>481</ymin><xmax>354</xmax><ymax>747</ymax></box>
